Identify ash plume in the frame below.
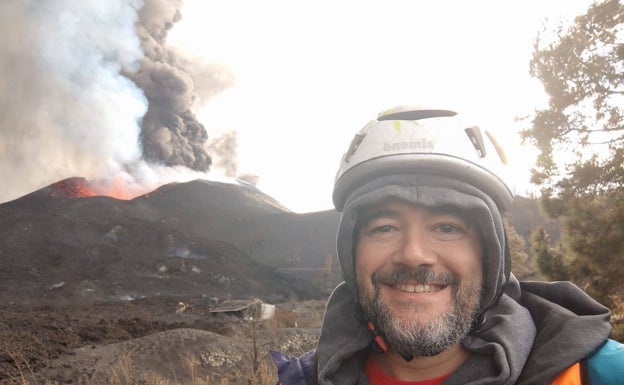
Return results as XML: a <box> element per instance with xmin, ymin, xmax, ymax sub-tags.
<box><xmin>0</xmin><ymin>0</ymin><xmax>235</xmax><ymax>203</ymax></box>
<box><xmin>128</xmin><ymin>0</ymin><xmax>234</xmax><ymax>171</ymax></box>
<box><xmin>206</xmin><ymin>129</ymin><xmax>239</xmax><ymax>178</ymax></box>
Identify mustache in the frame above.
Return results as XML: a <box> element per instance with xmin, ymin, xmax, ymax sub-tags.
<box><xmin>372</xmin><ymin>267</ymin><xmax>458</xmax><ymax>287</ymax></box>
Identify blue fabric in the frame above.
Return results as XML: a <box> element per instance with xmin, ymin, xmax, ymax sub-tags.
<box><xmin>271</xmin><ymin>349</ymin><xmax>316</xmax><ymax>385</ymax></box>
<box><xmin>587</xmin><ymin>339</ymin><xmax>624</xmax><ymax>384</ymax></box>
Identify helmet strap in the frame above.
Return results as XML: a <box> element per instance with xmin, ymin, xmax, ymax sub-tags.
<box><xmin>366</xmin><ymin>320</ymin><xmax>388</xmax><ymax>353</ymax></box>
<box><xmin>366</xmin><ymin>319</ymin><xmax>418</xmax><ymax>362</ymax></box>
<box><xmin>353</xmin><ymin>281</ymin><xmax>414</xmax><ymax>361</ymax></box>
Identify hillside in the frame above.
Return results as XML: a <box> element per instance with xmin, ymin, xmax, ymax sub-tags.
<box><xmin>0</xmin><ymin>178</ymin><xmax>329</xmax><ymax>306</ymax></box>
<box><xmin>507</xmin><ymin>195</ymin><xmax>563</xmax><ymax>253</ymax></box>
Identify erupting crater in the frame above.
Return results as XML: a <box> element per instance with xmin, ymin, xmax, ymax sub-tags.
<box><xmin>41</xmin><ymin>176</ymin><xmax>149</xmax><ymax>200</ymax></box>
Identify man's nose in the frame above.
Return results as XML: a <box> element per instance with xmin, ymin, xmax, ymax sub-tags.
<box><xmin>394</xmin><ymin>229</ymin><xmax>438</xmax><ymax>267</ymax></box>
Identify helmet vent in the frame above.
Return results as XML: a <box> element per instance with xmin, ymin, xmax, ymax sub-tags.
<box><xmin>378</xmin><ymin>109</ymin><xmax>456</xmax><ymax>121</ymax></box>
<box><xmin>343</xmin><ymin>132</ymin><xmax>366</xmax><ymax>164</ymax></box>
<box><xmin>464</xmin><ymin>126</ymin><xmax>486</xmax><ymax>158</ymax></box>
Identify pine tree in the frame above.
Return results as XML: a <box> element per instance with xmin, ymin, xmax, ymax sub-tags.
<box><xmin>504</xmin><ymin>218</ymin><xmax>534</xmax><ymax>280</ymax></box>
<box><xmin>523</xmin><ymin>0</ymin><xmax>624</xmax><ymax>308</ymax></box>
<box><xmin>531</xmin><ymin>226</ymin><xmax>569</xmax><ymax>282</ymax></box>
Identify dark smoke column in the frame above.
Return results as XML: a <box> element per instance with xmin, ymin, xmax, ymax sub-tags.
<box><xmin>127</xmin><ymin>0</ymin><xmax>228</xmax><ymax>172</ymax></box>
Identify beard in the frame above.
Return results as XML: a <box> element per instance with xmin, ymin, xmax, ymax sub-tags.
<box><xmin>358</xmin><ymin>267</ymin><xmax>482</xmax><ymax>359</ymax></box>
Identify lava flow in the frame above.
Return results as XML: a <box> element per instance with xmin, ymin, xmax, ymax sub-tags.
<box><xmin>46</xmin><ymin>177</ymin><xmax>147</xmax><ymax>200</ymax></box>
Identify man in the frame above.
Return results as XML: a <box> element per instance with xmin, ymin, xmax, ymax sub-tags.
<box><xmin>272</xmin><ymin>106</ymin><xmax>623</xmax><ymax>384</ymax></box>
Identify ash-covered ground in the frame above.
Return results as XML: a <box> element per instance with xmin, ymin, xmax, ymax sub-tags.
<box><xmin>0</xmin><ymin>178</ymin><xmax>339</xmax><ymax>384</ymax></box>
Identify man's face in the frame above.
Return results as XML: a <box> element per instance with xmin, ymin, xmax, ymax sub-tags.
<box><xmin>354</xmin><ymin>198</ymin><xmax>483</xmax><ymax>358</ymax></box>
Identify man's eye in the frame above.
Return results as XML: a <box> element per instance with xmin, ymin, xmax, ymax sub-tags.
<box><xmin>370</xmin><ymin>225</ymin><xmax>395</xmax><ymax>234</ymax></box>
<box><xmin>433</xmin><ymin>223</ymin><xmax>466</xmax><ymax>239</ymax></box>
<box><xmin>438</xmin><ymin>224</ymin><xmax>461</xmax><ymax>233</ymax></box>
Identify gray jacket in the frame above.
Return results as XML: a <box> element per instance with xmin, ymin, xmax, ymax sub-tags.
<box><xmin>273</xmin><ymin>278</ymin><xmax>615</xmax><ymax>385</ymax></box>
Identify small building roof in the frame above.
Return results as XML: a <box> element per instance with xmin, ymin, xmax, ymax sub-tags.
<box><xmin>209</xmin><ymin>298</ymin><xmax>263</xmax><ymax>313</ymax></box>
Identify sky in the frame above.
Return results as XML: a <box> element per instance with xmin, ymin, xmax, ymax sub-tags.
<box><xmin>0</xmin><ymin>1</ymin><xmax>596</xmax><ymax>213</ymax></box>
<box><xmin>167</xmin><ymin>0</ymin><xmax>595</xmax><ymax>213</ymax></box>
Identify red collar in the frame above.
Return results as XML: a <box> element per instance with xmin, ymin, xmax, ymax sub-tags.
<box><xmin>364</xmin><ymin>355</ymin><xmax>451</xmax><ymax>385</ymax></box>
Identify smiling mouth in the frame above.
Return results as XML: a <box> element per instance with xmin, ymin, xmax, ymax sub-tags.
<box><xmin>373</xmin><ymin>268</ymin><xmax>457</xmax><ymax>295</ymax></box>
<box><xmin>392</xmin><ymin>283</ymin><xmax>446</xmax><ymax>293</ymax></box>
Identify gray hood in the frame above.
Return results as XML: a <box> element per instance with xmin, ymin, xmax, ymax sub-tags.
<box><xmin>317</xmin><ymin>280</ymin><xmax>536</xmax><ymax>385</ymax></box>
<box><xmin>336</xmin><ymin>174</ymin><xmax>510</xmax><ymax>317</ymax></box>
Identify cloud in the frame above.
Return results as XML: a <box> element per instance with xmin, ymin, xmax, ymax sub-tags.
<box><xmin>0</xmin><ymin>0</ymin><xmax>235</xmax><ymax>202</ymax></box>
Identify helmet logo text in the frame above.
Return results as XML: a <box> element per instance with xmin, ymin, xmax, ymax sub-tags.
<box><xmin>384</xmin><ymin>139</ymin><xmax>434</xmax><ymax>152</ymax></box>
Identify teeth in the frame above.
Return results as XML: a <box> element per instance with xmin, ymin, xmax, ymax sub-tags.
<box><xmin>395</xmin><ymin>283</ymin><xmax>439</xmax><ymax>293</ymax></box>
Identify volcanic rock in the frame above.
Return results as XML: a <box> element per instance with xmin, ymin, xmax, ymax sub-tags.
<box><xmin>0</xmin><ymin>177</ymin><xmax>341</xmax><ymax>306</ymax></box>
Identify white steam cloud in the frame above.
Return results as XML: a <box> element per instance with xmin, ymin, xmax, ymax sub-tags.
<box><xmin>0</xmin><ymin>0</ymin><xmax>239</xmax><ymax>202</ymax></box>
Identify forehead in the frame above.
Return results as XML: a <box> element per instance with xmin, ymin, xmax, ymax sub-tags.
<box><xmin>357</xmin><ymin>197</ymin><xmax>469</xmax><ymax>221</ymax></box>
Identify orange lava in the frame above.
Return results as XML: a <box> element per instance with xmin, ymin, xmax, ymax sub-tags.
<box><xmin>52</xmin><ymin>177</ymin><xmax>144</xmax><ymax>200</ymax></box>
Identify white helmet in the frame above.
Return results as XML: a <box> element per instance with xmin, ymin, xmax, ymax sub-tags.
<box><xmin>333</xmin><ymin>106</ymin><xmax>513</xmax><ymax>212</ymax></box>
